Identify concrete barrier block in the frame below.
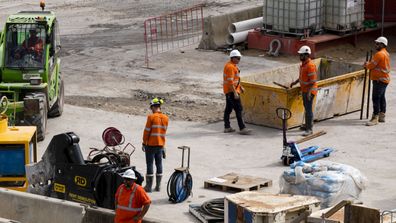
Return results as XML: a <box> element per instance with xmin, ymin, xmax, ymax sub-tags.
<box><xmin>0</xmin><ymin>189</ymin><xmax>166</xmax><ymax>223</ymax></box>
<box><xmin>0</xmin><ymin>188</ymin><xmax>85</xmax><ymax>223</ymax></box>
<box><xmin>0</xmin><ymin>217</ymin><xmax>21</xmax><ymax>223</ymax></box>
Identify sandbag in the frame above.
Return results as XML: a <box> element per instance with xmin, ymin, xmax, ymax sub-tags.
<box><xmin>279</xmin><ymin>161</ymin><xmax>367</xmax><ymax>208</ymax></box>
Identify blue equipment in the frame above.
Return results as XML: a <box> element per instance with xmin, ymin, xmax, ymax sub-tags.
<box><xmin>167</xmin><ymin>146</ymin><xmax>193</xmax><ymax>203</ymax></box>
<box><xmin>276</xmin><ymin>108</ymin><xmax>334</xmax><ymax>166</ymax></box>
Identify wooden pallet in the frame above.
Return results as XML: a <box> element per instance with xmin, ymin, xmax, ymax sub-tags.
<box><xmin>204</xmin><ymin>172</ymin><xmax>272</xmax><ymax>192</ymax></box>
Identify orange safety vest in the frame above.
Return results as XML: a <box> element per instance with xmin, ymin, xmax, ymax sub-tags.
<box><xmin>299</xmin><ymin>58</ymin><xmax>318</xmax><ymax>95</ymax></box>
<box><xmin>114</xmin><ymin>183</ymin><xmax>151</xmax><ymax>223</ymax></box>
<box><xmin>22</xmin><ymin>38</ymin><xmax>44</xmax><ymax>56</ymax></box>
<box><xmin>223</xmin><ymin>61</ymin><xmax>241</xmax><ymax>94</ymax></box>
<box><xmin>143</xmin><ymin>111</ymin><xmax>168</xmax><ymax>147</ymax></box>
<box><xmin>366</xmin><ymin>48</ymin><xmax>391</xmax><ymax>84</ymax></box>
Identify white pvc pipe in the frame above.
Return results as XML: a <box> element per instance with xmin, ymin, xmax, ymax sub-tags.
<box><xmin>228</xmin><ymin>17</ymin><xmax>263</xmax><ymax>33</ymax></box>
<box><xmin>226</xmin><ymin>30</ymin><xmax>253</xmax><ymax>45</ymax></box>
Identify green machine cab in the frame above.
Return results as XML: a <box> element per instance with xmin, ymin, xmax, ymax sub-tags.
<box><xmin>0</xmin><ymin>8</ymin><xmax>64</xmax><ymax>141</ymax></box>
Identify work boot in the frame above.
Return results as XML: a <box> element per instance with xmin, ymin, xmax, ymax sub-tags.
<box><xmin>302</xmin><ymin>129</ymin><xmax>313</xmax><ymax>136</ymax></box>
<box><xmin>224</xmin><ymin>127</ymin><xmax>236</xmax><ymax>133</ymax></box>
<box><xmin>379</xmin><ymin>112</ymin><xmax>385</xmax><ymax>123</ymax></box>
<box><xmin>154</xmin><ymin>174</ymin><xmax>162</xmax><ymax>192</ymax></box>
<box><xmin>366</xmin><ymin>115</ymin><xmax>379</xmax><ymax>126</ymax></box>
<box><xmin>299</xmin><ymin>125</ymin><xmax>306</xmax><ymax>131</ymax></box>
<box><xmin>239</xmin><ymin>128</ymin><xmax>252</xmax><ymax>135</ymax></box>
<box><xmin>144</xmin><ymin>175</ymin><xmax>153</xmax><ymax>193</ymax></box>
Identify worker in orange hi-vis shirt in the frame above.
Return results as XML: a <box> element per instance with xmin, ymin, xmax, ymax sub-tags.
<box><xmin>223</xmin><ymin>49</ymin><xmax>251</xmax><ymax>135</ymax></box>
<box><xmin>290</xmin><ymin>45</ymin><xmax>318</xmax><ymax>137</ymax></box>
<box><xmin>22</xmin><ymin>29</ymin><xmax>44</xmax><ymax>59</ymax></box>
<box><xmin>364</xmin><ymin>36</ymin><xmax>391</xmax><ymax>126</ymax></box>
<box><xmin>142</xmin><ymin>97</ymin><xmax>169</xmax><ymax>192</ymax></box>
<box><xmin>114</xmin><ymin>169</ymin><xmax>151</xmax><ymax>223</ymax></box>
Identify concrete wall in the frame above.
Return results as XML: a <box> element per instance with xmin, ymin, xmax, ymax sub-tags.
<box><xmin>198</xmin><ymin>6</ymin><xmax>263</xmax><ymax>50</ymax></box>
<box><xmin>0</xmin><ymin>188</ymin><xmax>164</xmax><ymax>223</ymax></box>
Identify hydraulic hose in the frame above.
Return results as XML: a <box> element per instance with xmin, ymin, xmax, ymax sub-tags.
<box><xmin>200</xmin><ymin>198</ymin><xmax>224</xmax><ymax>218</ymax></box>
<box><xmin>167</xmin><ymin>171</ymin><xmax>193</xmax><ymax>203</ymax></box>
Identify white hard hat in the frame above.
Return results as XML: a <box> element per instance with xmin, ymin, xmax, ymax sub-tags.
<box><xmin>298</xmin><ymin>45</ymin><xmax>311</xmax><ymax>54</ymax></box>
<box><xmin>122</xmin><ymin>169</ymin><xmax>137</xmax><ymax>180</ymax></box>
<box><xmin>375</xmin><ymin>36</ymin><xmax>388</xmax><ymax>46</ymax></box>
<box><xmin>229</xmin><ymin>49</ymin><xmax>242</xmax><ymax>58</ymax></box>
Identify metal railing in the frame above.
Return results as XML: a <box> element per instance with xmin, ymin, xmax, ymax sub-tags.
<box><xmin>382</xmin><ymin>209</ymin><xmax>396</xmax><ymax>223</ymax></box>
<box><xmin>144</xmin><ymin>4</ymin><xmax>204</xmax><ymax>68</ymax></box>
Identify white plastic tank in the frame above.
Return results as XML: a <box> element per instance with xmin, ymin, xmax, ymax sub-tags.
<box><xmin>263</xmin><ymin>0</ymin><xmax>324</xmax><ymax>34</ymax></box>
<box><xmin>324</xmin><ymin>0</ymin><xmax>364</xmax><ymax>31</ymax></box>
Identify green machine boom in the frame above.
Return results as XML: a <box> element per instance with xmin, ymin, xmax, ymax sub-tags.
<box><xmin>0</xmin><ymin>8</ymin><xmax>64</xmax><ymax>141</ymax></box>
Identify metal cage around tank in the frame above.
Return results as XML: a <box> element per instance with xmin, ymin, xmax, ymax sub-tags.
<box><xmin>263</xmin><ymin>0</ymin><xmax>325</xmax><ymax>36</ymax></box>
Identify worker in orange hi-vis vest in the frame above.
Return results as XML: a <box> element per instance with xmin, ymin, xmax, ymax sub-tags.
<box><xmin>142</xmin><ymin>97</ymin><xmax>169</xmax><ymax>192</ymax></box>
<box><xmin>290</xmin><ymin>45</ymin><xmax>318</xmax><ymax>137</ymax></box>
<box><xmin>223</xmin><ymin>49</ymin><xmax>251</xmax><ymax>135</ymax></box>
<box><xmin>364</xmin><ymin>36</ymin><xmax>391</xmax><ymax>126</ymax></box>
<box><xmin>114</xmin><ymin>169</ymin><xmax>151</xmax><ymax>223</ymax></box>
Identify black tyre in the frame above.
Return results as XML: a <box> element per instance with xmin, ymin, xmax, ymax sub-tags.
<box><xmin>24</xmin><ymin>93</ymin><xmax>48</xmax><ymax>141</ymax></box>
<box><xmin>48</xmin><ymin>79</ymin><xmax>64</xmax><ymax>117</ymax></box>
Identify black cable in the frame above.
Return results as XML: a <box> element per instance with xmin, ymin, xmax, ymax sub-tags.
<box><xmin>200</xmin><ymin>198</ymin><xmax>224</xmax><ymax>218</ymax></box>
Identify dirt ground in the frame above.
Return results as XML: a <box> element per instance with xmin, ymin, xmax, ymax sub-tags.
<box><xmin>1</xmin><ymin>0</ymin><xmax>396</xmax><ymax>222</ymax></box>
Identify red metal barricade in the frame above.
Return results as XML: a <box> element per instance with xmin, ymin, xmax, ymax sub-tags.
<box><xmin>144</xmin><ymin>4</ymin><xmax>204</xmax><ymax>68</ymax></box>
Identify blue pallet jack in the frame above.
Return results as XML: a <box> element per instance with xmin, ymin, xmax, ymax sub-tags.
<box><xmin>276</xmin><ymin>108</ymin><xmax>334</xmax><ymax>166</ymax></box>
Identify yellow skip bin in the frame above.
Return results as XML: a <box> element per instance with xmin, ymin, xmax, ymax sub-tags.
<box><xmin>240</xmin><ymin>58</ymin><xmax>365</xmax><ymax>129</ymax></box>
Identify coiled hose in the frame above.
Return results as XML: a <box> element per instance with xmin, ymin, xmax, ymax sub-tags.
<box><xmin>200</xmin><ymin>198</ymin><xmax>224</xmax><ymax>218</ymax></box>
<box><xmin>167</xmin><ymin>171</ymin><xmax>193</xmax><ymax>203</ymax></box>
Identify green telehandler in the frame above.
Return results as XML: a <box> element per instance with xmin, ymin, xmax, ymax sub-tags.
<box><xmin>0</xmin><ymin>5</ymin><xmax>64</xmax><ymax>141</ymax></box>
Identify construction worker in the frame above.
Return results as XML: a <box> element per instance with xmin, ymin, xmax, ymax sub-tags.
<box><xmin>290</xmin><ymin>46</ymin><xmax>318</xmax><ymax>136</ymax></box>
<box><xmin>114</xmin><ymin>169</ymin><xmax>151</xmax><ymax>223</ymax></box>
<box><xmin>223</xmin><ymin>49</ymin><xmax>251</xmax><ymax>135</ymax></box>
<box><xmin>142</xmin><ymin>97</ymin><xmax>169</xmax><ymax>192</ymax></box>
<box><xmin>21</xmin><ymin>29</ymin><xmax>44</xmax><ymax>59</ymax></box>
<box><xmin>364</xmin><ymin>36</ymin><xmax>391</xmax><ymax>126</ymax></box>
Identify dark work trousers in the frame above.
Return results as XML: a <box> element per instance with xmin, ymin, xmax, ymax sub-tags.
<box><xmin>224</xmin><ymin>92</ymin><xmax>246</xmax><ymax>130</ymax></box>
<box><xmin>372</xmin><ymin>80</ymin><xmax>388</xmax><ymax>115</ymax></box>
<box><xmin>145</xmin><ymin>146</ymin><xmax>163</xmax><ymax>175</ymax></box>
<box><xmin>302</xmin><ymin>92</ymin><xmax>315</xmax><ymax>131</ymax></box>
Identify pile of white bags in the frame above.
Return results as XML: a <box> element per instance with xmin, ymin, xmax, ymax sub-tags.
<box><xmin>280</xmin><ymin>161</ymin><xmax>367</xmax><ymax>208</ymax></box>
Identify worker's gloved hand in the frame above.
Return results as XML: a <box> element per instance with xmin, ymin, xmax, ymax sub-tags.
<box><xmin>133</xmin><ymin>216</ymin><xmax>141</xmax><ymax>221</ymax></box>
<box><xmin>142</xmin><ymin>144</ymin><xmax>146</xmax><ymax>152</ymax></box>
<box><xmin>234</xmin><ymin>93</ymin><xmax>240</xmax><ymax>100</ymax></box>
<box><xmin>162</xmin><ymin>148</ymin><xmax>166</xmax><ymax>159</ymax></box>
<box><xmin>240</xmin><ymin>86</ymin><xmax>245</xmax><ymax>93</ymax></box>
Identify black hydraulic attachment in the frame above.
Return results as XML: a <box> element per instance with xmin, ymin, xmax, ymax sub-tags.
<box><xmin>26</xmin><ymin>132</ymin><xmax>142</xmax><ymax>209</ymax></box>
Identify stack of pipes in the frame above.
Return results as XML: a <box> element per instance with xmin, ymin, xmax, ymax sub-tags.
<box><xmin>226</xmin><ymin>17</ymin><xmax>263</xmax><ymax>45</ymax></box>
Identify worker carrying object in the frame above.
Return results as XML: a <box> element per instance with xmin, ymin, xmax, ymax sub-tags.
<box><xmin>290</xmin><ymin>46</ymin><xmax>318</xmax><ymax>136</ymax></box>
<box><xmin>114</xmin><ymin>169</ymin><xmax>151</xmax><ymax>223</ymax></box>
<box><xmin>223</xmin><ymin>50</ymin><xmax>251</xmax><ymax>135</ymax></box>
<box><xmin>364</xmin><ymin>36</ymin><xmax>391</xmax><ymax>126</ymax></box>
<box><xmin>142</xmin><ymin>97</ymin><xmax>169</xmax><ymax>192</ymax></box>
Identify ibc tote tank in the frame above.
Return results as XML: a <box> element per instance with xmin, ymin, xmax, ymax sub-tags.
<box><xmin>263</xmin><ymin>0</ymin><xmax>324</xmax><ymax>34</ymax></box>
<box><xmin>324</xmin><ymin>0</ymin><xmax>364</xmax><ymax>31</ymax></box>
